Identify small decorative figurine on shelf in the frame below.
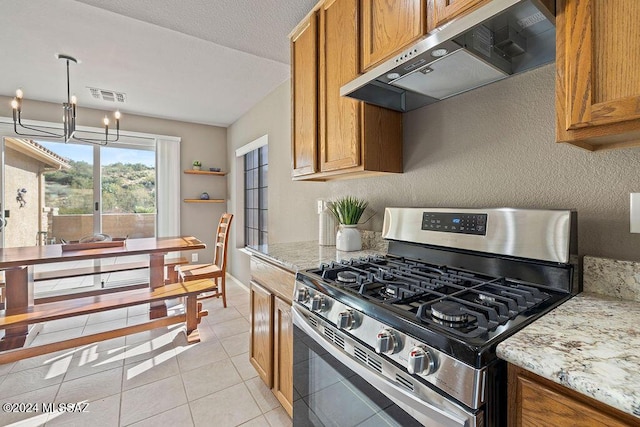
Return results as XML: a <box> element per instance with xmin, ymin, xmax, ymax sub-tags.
<box><xmin>192</xmin><ymin>160</ymin><xmax>202</xmax><ymax>171</ymax></box>
<box><xmin>200</xmin><ymin>192</ymin><xmax>210</xmax><ymax>200</ymax></box>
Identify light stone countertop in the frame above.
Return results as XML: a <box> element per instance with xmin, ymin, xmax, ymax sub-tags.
<box><xmin>244</xmin><ymin>240</ymin><xmax>387</xmax><ymax>272</ymax></box>
<box><xmin>496</xmin><ymin>292</ymin><xmax>640</xmax><ymax>419</ymax></box>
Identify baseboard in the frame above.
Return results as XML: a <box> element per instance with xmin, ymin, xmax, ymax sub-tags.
<box><xmin>226</xmin><ymin>273</ymin><xmax>248</xmax><ymax>291</ymax></box>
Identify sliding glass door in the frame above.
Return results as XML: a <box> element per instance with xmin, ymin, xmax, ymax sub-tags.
<box><xmin>0</xmin><ymin>137</ymin><xmax>156</xmax><ymax>248</ymax></box>
<box><xmin>100</xmin><ymin>145</ymin><xmax>156</xmax><ymax>240</ymax></box>
<box><xmin>39</xmin><ymin>141</ymin><xmax>94</xmax><ymax>244</ymax></box>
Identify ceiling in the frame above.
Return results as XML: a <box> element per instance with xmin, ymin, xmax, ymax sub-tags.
<box><xmin>0</xmin><ymin>0</ymin><xmax>318</xmax><ymax>127</ymax></box>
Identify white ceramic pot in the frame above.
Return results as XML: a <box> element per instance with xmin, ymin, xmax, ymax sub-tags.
<box><xmin>336</xmin><ymin>224</ymin><xmax>361</xmax><ymax>251</ymax></box>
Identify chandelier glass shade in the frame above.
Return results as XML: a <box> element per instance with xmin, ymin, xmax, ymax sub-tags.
<box><xmin>11</xmin><ymin>54</ymin><xmax>121</xmax><ymax>146</ymax></box>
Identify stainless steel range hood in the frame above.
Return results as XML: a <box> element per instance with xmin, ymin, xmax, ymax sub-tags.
<box><xmin>340</xmin><ymin>0</ymin><xmax>555</xmax><ymax>112</ymax></box>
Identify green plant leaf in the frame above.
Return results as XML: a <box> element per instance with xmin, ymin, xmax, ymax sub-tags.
<box><xmin>328</xmin><ymin>196</ymin><xmax>368</xmax><ymax>225</ymax></box>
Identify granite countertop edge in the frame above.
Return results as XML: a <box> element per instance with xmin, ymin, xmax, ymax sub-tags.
<box><xmin>243</xmin><ymin>240</ymin><xmax>387</xmax><ymax>272</ymax></box>
<box><xmin>496</xmin><ymin>292</ymin><xmax>640</xmax><ymax>419</ymax></box>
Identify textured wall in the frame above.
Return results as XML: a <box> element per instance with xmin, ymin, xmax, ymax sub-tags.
<box><xmin>328</xmin><ymin>64</ymin><xmax>640</xmax><ymax>261</ymax></box>
<box><xmin>227</xmin><ymin>64</ymin><xmax>640</xmax><ymax>280</ymax></box>
<box><xmin>227</xmin><ymin>81</ymin><xmax>328</xmax><ymax>284</ymax></box>
<box><xmin>4</xmin><ymin>147</ymin><xmax>41</xmax><ymax>247</ymax></box>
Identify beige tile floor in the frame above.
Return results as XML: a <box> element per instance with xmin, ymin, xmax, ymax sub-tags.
<box><xmin>0</xmin><ymin>276</ymin><xmax>292</xmax><ymax>427</ymax></box>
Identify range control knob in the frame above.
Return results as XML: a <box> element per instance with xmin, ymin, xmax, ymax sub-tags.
<box><xmin>337</xmin><ymin>310</ymin><xmax>357</xmax><ymax>330</ymax></box>
<box><xmin>295</xmin><ymin>287</ymin><xmax>309</xmax><ymax>303</ymax></box>
<box><xmin>407</xmin><ymin>346</ymin><xmax>436</xmax><ymax>376</ymax></box>
<box><xmin>310</xmin><ymin>294</ymin><xmax>326</xmax><ymax>312</ymax></box>
<box><xmin>375</xmin><ymin>329</ymin><xmax>399</xmax><ymax>355</ymax></box>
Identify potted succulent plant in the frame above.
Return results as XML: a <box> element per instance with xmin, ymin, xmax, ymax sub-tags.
<box><xmin>328</xmin><ymin>196</ymin><xmax>368</xmax><ymax>251</ymax></box>
<box><xmin>192</xmin><ymin>160</ymin><xmax>202</xmax><ymax>171</ymax></box>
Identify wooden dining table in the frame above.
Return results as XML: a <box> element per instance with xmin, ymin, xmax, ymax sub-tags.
<box><xmin>0</xmin><ymin>236</ymin><xmax>205</xmax><ymax>350</ymax></box>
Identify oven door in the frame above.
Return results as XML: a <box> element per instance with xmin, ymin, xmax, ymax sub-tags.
<box><xmin>292</xmin><ymin>305</ymin><xmax>482</xmax><ymax>427</ymax></box>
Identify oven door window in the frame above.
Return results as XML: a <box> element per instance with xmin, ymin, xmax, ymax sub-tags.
<box><xmin>293</xmin><ymin>325</ymin><xmax>423</xmax><ymax>426</ymax></box>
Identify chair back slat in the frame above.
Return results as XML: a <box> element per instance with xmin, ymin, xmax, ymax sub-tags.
<box><xmin>213</xmin><ymin>213</ymin><xmax>233</xmax><ymax>272</ymax></box>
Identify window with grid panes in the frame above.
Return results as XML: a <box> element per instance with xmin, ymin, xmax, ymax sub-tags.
<box><xmin>244</xmin><ymin>145</ymin><xmax>268</xmax><ymax>246</ymax></box>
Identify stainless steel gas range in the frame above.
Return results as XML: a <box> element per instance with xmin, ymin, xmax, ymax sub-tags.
<box><xmin>292</xmin><ymin>207</ymin><xmax>580</xmax><ymax>427</ymax></box>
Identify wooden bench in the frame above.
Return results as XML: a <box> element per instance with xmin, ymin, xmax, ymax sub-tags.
<box><xmin>0</xmin><ymin>278</ymin><xmax>215</xmax><ymax>364</ymax></box>
<box><xmin>0</xmin><ymin>257</ymin><xmax>189</xmax><ymax>307</ymax></box>
<box><xmin>32</xmin><ymin>256</ymin><xmax>189</xmax><ymax>283</ymax></box>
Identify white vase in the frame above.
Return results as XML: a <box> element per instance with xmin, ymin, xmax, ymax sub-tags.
<box><xmin>336</xmin><ymin>224</ymin><xmax>361</xmax><ymax>251</ymax></box>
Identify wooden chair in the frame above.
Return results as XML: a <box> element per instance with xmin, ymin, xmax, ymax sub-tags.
<box><xmin>177</xmin><ymin>213</ymin><xmax>233</xmax><ymax>307</ymax></box>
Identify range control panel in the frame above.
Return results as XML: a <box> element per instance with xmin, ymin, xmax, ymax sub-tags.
<box><xmin>421</xmin><ymin>212</ymin><xmax>487</xmax><ymax>235</ymax></box>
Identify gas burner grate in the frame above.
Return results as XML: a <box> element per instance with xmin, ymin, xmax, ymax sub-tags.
<box><xmin>314</xmin><ymin>254</ymin><xmax>553</xmax><ymax>338</ymax></box>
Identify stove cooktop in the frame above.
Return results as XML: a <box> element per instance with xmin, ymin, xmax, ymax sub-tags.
<box><xmin>300</xmin><ymin>254</ymin><xmax>570</xmax><ymax>366</ymax></box>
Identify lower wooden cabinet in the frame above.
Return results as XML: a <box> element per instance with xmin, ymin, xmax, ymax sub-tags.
<box><xmin>272</xmin><ymin>296</ymin><xmax>293</xmax><ymax>415</ymax></box>
<box><xmin>248</xmin><ymin>255</ymin><xmax>294</xmax><ymax>417</ymax></box>
<box><xmin>249</xmin><ymin>281</ymin><xmax>273</xmax><ymax>387</ymax></box>
<box><xmin>508</xmin><ymin>364</ymin><xmax>638</xmax><ymax>426</ymax></box>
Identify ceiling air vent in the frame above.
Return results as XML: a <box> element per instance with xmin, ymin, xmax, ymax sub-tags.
<box><xmin>88</xmin><ymin>87</ymin><xmax>126</xmax><ymax>103</ymax></box>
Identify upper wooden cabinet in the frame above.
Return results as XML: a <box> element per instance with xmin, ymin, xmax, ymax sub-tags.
<box><xmin>291</xmin><ymin>13</ymin><xmax>318</xmax><ymax>176</ymax></box>
<box><xmin>360</xmin><ymin>0</ymin><xmax>427</xmax><ymax>71</ymax></box>
<box><xmin>290</xmin><ymin>0</ymin><xmax>402</xmax><ymax>181</ymax></box>
<box><xmin>426</xmin><ymin>0</ymin><xmax>488</xmax><ymax>32</ymax></box>
<box><xmin>556</xmin><ymin>0</ymin><xmax>640</xmax><ymax>150</ymax></box>
<box><xmin>320</xmin><ymin>0</ymin><xmax>362</xmax><ymax>172</ymax></box>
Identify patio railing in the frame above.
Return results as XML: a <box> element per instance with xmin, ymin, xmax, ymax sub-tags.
<box><xmin>49</xmin><ymin>213</ymin><xmax>156</xmax><ymax>243</ymax></box>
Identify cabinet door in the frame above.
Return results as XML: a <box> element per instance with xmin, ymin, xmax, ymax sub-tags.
<box><xmin>556</xmin><ymin>0</ymin><xmax>640</xmax><ymax>150</ymax></box>
<box><xmin>319</xmin><ymin>0</ymin><xmax>362</xmax><ymax>172</ymax></box>
<box><xmin>291</xmin><ymin>13</ymin><xmax>318</xmax><ymax>177</ymax></box>
<box><xmin>249</xmin><ymin>281</ymin><xmax>273</xmax><ymax>387</ymax></box>
<box><xmin>361</xmin><ymin>0</ymin><xmax>426</xmax><ymax>71</ymax></box>
<box><xmin>426</xmin><ymin>0</ymin><xmax>488</xmax><ymax>32</ymax></box>
<box><xmin>273</xmin><ymin>296</ymin><xmax>293</xmax><ymax>417</ymax></box>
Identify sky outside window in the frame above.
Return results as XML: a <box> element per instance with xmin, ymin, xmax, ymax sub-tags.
<box><xmin>37</xmin><ymin>141</ymin><xmax>154</xmax><ymax>166</ymax></box>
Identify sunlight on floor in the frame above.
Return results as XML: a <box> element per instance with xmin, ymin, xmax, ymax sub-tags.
<box><xmin>0</xmin><ymin>275</ymin><xmax>290</xmax><ymax>427</ymax></box>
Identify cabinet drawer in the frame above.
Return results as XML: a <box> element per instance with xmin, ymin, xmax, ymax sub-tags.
<box><xmin>250</xmin><ymin>256</ymin><xmax>295</xmax><ymax>304</ymax></box>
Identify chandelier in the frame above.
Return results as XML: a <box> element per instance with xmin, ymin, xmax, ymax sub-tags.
<box><xmin>11</xmin><ymin>54</ymin><xmax>121</xmax><ymax>146</ymax></box>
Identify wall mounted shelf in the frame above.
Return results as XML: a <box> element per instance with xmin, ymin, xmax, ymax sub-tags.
<box><xmin>183</xmin><ymin>199</ymin><xmax>225</xmax><ymax>203</ymax></box>
<box><xmin>184</xmin><ymin>170</ymin><xmax>227</xmax><ymax>176</ymax></box>
<box><xmin>183</xmin><ymin>169</ymin><xmax>226</xmax><ymax>203</ymax></box>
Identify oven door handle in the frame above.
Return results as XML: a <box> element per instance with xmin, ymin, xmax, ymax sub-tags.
<box><xmin>292</xmin><ymin>305</ymin><xmax>480</xmax><ymax>427</ymax></box>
